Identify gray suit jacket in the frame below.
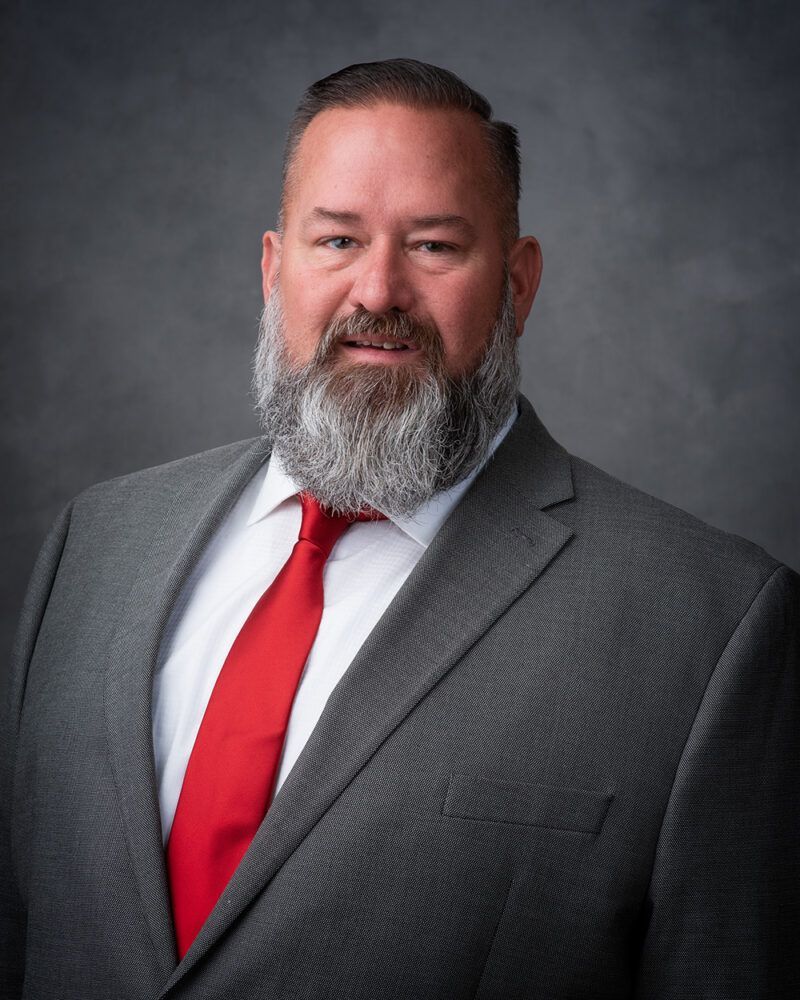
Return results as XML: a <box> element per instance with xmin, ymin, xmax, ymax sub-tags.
<box><xmin>2</xmin><ymin>397</ymin><xmax>799</xmax><ymax>999</ymax></box>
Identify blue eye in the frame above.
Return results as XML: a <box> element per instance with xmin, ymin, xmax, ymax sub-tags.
<box><xmin>326</xmin><ymin>236</ymin><xmax>355</xmax><ymax>250</ymax></box>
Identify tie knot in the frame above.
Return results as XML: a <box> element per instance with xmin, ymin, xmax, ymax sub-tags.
<box><xmin>297</xmin><ymin>493</ymin><xmax>386</xmax><ymax>556</ymax></box>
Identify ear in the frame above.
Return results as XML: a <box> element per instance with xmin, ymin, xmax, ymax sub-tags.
<box><xmin>507</xmin><ymin>236</ymin><xmax>543</xmax><ymax>336</ymax></box>
<box><xmin>261</xmin><ymin>231</ymin><xmax>282</xmax><ymax>303</ymax></box>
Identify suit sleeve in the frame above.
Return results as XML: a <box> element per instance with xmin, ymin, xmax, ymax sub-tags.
<box><xmin>635</xmin><ymin>564</ymin><xmax>800</xmax><ymax>999</ymax></box>
<box><xmin>1</xmin><ymin>502</ymin><xmax>73</xmax><ymax>997</ymax></box>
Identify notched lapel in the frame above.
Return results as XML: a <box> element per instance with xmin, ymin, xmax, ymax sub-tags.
<box><xmin>164</xmin><ymin>399</ymin><xmax>575</xmax><ymax>991</ymax></box>
<box><xmin>104</xmin><ymin>439</ymin><xmax>268</xmax><ymax>979</ymax></box>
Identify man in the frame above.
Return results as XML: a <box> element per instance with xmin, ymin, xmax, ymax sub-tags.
<box><xmin>2</xmin><ymin>58</ymin><xmax>798</xmax><ymax>999</ymax></box>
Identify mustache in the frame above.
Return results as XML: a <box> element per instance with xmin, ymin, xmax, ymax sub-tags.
<box><xmin>311</xmin><ymin>308</ymin><xmax>445</xmax><ymax>367</ymax></box>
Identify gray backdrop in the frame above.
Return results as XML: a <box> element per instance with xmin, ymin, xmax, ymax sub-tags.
<box><xmin>2</xmin><ymin>0</ymin><xmax>798</xmax><ymax>658</ymax></box>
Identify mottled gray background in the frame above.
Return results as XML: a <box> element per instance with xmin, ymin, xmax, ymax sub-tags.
<box><xmin>2</xmin><ymin>0</ymin><xmax>798</xmax><ymax>656</ymax></box>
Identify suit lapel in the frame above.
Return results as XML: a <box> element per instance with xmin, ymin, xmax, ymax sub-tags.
<box><xmin>162</xmin><ymin>398</ymin><xmax>575</xmax><ymax>991</ymax></box>
<box><xmin>104</xmin><ymin>439</ymin><xmax>269</xmax><ymax>978</ymax></box>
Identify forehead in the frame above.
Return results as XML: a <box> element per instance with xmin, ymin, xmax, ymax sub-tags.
<box><xmin>283</xmin><ymin>103</ymin><xmax>500</xmax><ymax>232</ymax></box>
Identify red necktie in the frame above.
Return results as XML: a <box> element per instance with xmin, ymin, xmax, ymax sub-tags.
<box><xmin>166</xmin><ymin>492</ymin><xmax>382</xmax><ymax>959</ymax></box>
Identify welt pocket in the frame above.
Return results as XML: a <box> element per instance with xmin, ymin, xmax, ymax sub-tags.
<box><xmin>442</xmin><ymin>774</ymin><xmax>613</xmax><ymax>834</ymax></box>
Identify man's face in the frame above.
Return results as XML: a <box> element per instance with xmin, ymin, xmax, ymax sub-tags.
<box><xmin>262</xmin><ymin>103</ymin><xmax>540</xmax><ymax>378</ymax></box>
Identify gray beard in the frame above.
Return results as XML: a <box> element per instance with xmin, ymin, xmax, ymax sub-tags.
<box><xmin>252</xmin><ymin>280</ymin><xmax>520</xmax><ymax>517</ymax></box>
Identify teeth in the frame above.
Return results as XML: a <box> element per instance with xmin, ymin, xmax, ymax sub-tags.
<box><xmin>352</xmin><ymin>341</ymin><xmax>406</xmax><ymax>350</ymax></box>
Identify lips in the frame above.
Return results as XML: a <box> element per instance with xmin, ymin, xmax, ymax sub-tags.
<box><xmin>342</xmin><ymin>338</ymin><xmax>420</xmax><ymax>352</ymax></box>
<box><xmin>322</xmin><ymin>308</ymin><xmax>438</xmax><ymax>365</ymax></box>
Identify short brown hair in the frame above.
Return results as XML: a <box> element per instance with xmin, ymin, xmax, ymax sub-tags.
<box><xmin>280</xmin><ymin>58</ymin><xmax>521</xmax><ymax>245</ymax></box>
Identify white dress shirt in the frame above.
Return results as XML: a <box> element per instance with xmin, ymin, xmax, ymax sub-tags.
<box><xmin>152</xmin><ymin>409</ymin><xmax>517</xmax><ymax>842</ymax></box>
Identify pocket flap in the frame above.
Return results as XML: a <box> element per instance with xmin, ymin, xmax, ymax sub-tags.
<box><xmin>443</xmin><ymin>774</ymin><xmax>613</xmax><ymax>833</ymax></box>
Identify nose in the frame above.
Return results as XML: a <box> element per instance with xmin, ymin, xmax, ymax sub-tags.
<box><xmin>347</xmin><ymin>240</ymin><xmax>414</xmax><ymax>315</ymax></box>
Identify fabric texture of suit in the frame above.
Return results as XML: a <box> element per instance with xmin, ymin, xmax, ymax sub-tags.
<box><xmin>2</xmin><ymin>396</ymin><xmax>798</xmax><ymax>999</ymax></box>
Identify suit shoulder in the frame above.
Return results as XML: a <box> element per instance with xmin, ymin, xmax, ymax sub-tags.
<box><xmin>566</xmin><ymin>453</ymin><xmax>782</xmax><ymax>584</ymax></box>
<box><xmin>74</xmin><ymin>438</ymin><xmax>265</xmax><ymax>510</ymax></box>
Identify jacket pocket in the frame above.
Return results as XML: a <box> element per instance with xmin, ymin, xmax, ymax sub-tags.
<box><xmin>442</xmin><ymin>774</ymin><xmax>613</xmax><ymax>834</ymax></box>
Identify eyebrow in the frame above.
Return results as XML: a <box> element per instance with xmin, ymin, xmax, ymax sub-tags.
<box><xmin>409</xmin><ymin>214</ymin><xmax>475</xmax><ymax>235</ymax></box>
<box><xmin>306</xmin><ymin>208</ymin><xmax>363</xmax><ymax>226</ymax></box>
<box><xmin>303</xmin><ymin>207</ymin><xmax>476</xmax><ymax>236</ymax></box>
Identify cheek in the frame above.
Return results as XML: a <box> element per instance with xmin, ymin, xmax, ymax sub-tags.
<box><xmin>433</xmin><ymin>288</ymin><xmax>500</xmax><ymax>368</ymax></box>
<box><xmin>280</xmin><ymin>277</ymin><xmax>342</xmax><ymax>360</ymax></box>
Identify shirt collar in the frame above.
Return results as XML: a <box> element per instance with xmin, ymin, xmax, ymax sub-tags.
<box><xmin>391</xmin><ymin>406</ymin><xmax>518</xmax><ymax>546</ymax></box>
<box><xmin>244</xmin><ymin>452</ymin><xmax>302</xmax><ymax>527</ymax></box>
<box><xmin>246</xmin><ymin>405</ymin><xmax>519</xmax><ymax>547</ymax></box>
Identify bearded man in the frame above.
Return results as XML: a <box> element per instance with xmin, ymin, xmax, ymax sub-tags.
<box><xmin>2</xmin><ymin>59</ymin><xmax>798</xmax><ymax>1000</ymax></box>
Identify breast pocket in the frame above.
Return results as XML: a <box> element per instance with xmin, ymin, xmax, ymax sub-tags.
<box><xmin>442</xmin><ymin>774</ymin><xmax>613</xmax><ymax>834</ymax></box>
